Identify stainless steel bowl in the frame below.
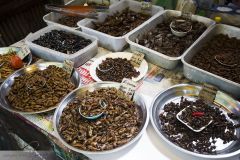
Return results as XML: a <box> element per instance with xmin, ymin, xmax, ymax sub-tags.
<box><xmin>0</xmin><ymin>47</ymin><xmax>32</xmax><ymax>82</ymax></box>
<box><xmin>53</xmin><ymin>82</ymin><xmax>149</xmax><ymax>157</ymax></box>
<box><xmin>150</xmin><ymin>84</ymin><xmax>240</xmax><ymax>159</ymax></box>
<box><xmin>0</xmin><ymin>62</ymin><xmax>81</xmax><ymax>114</ymax></box>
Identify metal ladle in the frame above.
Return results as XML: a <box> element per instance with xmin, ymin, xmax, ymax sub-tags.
<box><xmin>214</xmin><ymin>54</ymin><xmax>237</xmax><ymax>67</ymax></box>
<box><xmin>0</xmin><ymin>62</ymin><xmax>5</xmax><ymax>68</ymax></box>
<box><xmin>97</xmin><ymin>63</ymin><xmax>113</xmax><ymax>73</ymax></box>
<box><xmin>79</xmin><ymin>99</ymin><xmax>108</xmax><ymax>120</ymax></box>
<box><xmin>170</xmin><ymin>19</ymin><xmax>192</xmax><ymax>37</ymax></box>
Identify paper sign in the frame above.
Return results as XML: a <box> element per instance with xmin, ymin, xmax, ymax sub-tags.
<box><xmin>141</xmin><ymin>1</ymin><xmax>152</xmax><ymax>10</ymax></box>
<box><xmin>130</xmin><ymin>52</ymin><xmax>145</xmax><ymax>68</ymax></box>
<box><xmin>63</xmin><ymin>60</ymin><xmax>74</xmax><ymax>77</ymax></box>
<box><xmin>119</xmin><ymin>78</ymin><xmax>137</xmax><ymax>100</ymax></box>
<box><xmin>11</xmin><ymin>35</ymin><xmax>31</xmax><ymax>60</ymax></box>
<box><xmin>17</xmin><ymin>44</ymin><xmax>31</xmax><ymax>59</ymax></box>
<box><xmin>199</xmin><ymin>83</ymin><xmax>218</xmax><ymax>103</ymax></box>
<box><xmin>181</xmin><ymin>11</ymin><xmax>192</xmax><ymax>20</ymax></box>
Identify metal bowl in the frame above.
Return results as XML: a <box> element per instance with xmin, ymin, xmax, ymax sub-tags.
<box><xmin>53</xmin><ymin>82</ymin><xmax>149</xmax><ymax>157</ymax></box>
<box><xmin>150</xmin><ymin>84</ymin><xmax>240</xmax><ymax>159</ymax></box>
<box><xmin>170</xmin><ymin>20</ymin><xmax>192</xmax><ymax>37</ymax></box>
<box><xmin>0</xmin><ymin>47</ymin><xmax>32</xmax><ymax>82</ymax></box>
<box><xmin>0</xmin><ymin>62</ymin><xmax>81</xmax><ymax>114</ymax></box>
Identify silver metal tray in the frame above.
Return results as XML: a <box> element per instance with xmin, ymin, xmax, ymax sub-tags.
<box><xmin>0</xmin><ymin>47</ymin><xmax>32</xmax><ymax>82</ymax></box>
<box><xmin>0</xmin><ymin>62</ymin><xmax>81</xmax><ymax>114</ymax></box>
<box><xmin>53</xmin><ymin>82</ymin><xmax>149</xmax><ymax>158</ymax></box>
<box><xmin>126</xmin><ymin>10</ymin><xmax>215</xmax><ymax>70</ymax></box>
<box><xmin>150</xmin><ymin>84</ymin><xmax>240</xmax><ymax>159</ymax></box>
<box><xmin>182</xmin><ymin>24</ymin><xmax>240</xmax><ymax>98</ymax></box>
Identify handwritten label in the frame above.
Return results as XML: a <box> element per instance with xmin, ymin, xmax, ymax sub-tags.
<box><xmin>119</xmin><ymin>78</ymin><xmax>137</xmax><ymax>100</ymax></box>
<box><xmin>11</xmin><ymin>35</ymin><xmax>31</xmax><ymax>60</ymax></box>
<box><xmin>141</xmin><ymin>1</ymin><xmax>152</xmax><ymax>10</ymax></box>
<box><xmin>63</xmin><ymin>60</ymin><xmax>74</xmax><ymax>77</ymax></box>
<box><xmin>199</xmin><ymin>83</ymin><xmax>218</xmax><ymax>103</ymax></box>
<box><xmin>12</xmin><ymin>44</ymin><xmax>31</xmax><ymax>60</ymax></box>
<box><xmin>130</xmin><ymin>52</ymin><xmax>145</xmax><ymax>68</ymax></box>
<box><xmin>181</xmin><ymin>11</ymin><xmax>192</xmax><ymax>20</ymax></box>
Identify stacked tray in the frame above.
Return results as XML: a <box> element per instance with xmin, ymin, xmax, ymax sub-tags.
<box><xmin>77</xmin><ymin>0</ymin><xmax>164</xmax><ymax>51</ymax></box>
<box><xmin>182</xmin><ymin>24</ymin><xmax>240</xmax><ymax>98</ymax></box>
<box><xmin>126</xmin><ymin>10</ymin><xmax>215</xmax><ymax>70</ymax></box>
<box><xmin>43</xmin><ymin>0</ymin><xmax>82</xmax><ymax>30</ymax></box>
<box><xmin>43</xmin><ymin>0</ymin><xmax>117</xmax><ymax>30</ymax></box>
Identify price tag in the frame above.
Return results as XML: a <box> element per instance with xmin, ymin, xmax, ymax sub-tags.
<box><xmin>63</xmin><ymin>60</ymin><xmax>74</xmax><ymax>77</ymax></box>
<box><xmin>199</xmin><ymin>83</ymin><xmax>218</xmax><ymax>104</ymax></box>
<box><xmin>141</xmin><ymin>1</ymin><xmax>152</xmax><ymax>10</ymax></box>
<box><xmin>181</xmin><ymin>11</ymin><xmax>192</xmax><ymax>20</ymax></box>
<box><xmin>12</xmin><ymin>44</ymin><xmax>31</xmax><ymax>60</ymax></box>
<box><xmin>119</xmin><ymin>78</ymin><xmax>137</xmax><ymax>100</ymax></box>
<box><xmin>130</xmin><ymin>52</ymin><xmax>145</xmax><ymax>68</ymax></box>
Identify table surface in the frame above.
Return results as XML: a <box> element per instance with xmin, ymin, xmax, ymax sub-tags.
<box><xmin>8</xmin><ymin>41</ymin><xmax>240</xmax><ymax>160</ymax></box>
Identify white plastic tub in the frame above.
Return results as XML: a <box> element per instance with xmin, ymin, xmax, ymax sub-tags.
<box><xmin>25</xmin><ymin>25</ymin><xmax>98</xmax><ymax>67</ymax></box>
<box><xmin>126</xmin><ymin>10</ymin><xmax>215</xmax><ymax>69</ymax></box>
<box><xmin>77</xmin><ymin>0</ymin><xmax>164</xmax><ymax>51</ymax></box>
<box><xmin>126</xmin><ymin>10</ymin><xmax>215</xmax><ymax>70</ymax></box>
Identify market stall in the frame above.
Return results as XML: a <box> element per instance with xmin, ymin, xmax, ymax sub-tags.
<box><xmin>0</xmin><ymin>0</ymin><xmax>240</xmax><ymax>160</ymax></box>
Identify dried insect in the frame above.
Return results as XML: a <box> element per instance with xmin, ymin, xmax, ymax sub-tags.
<box><xmin>33</xmin><ymin>30</ymin><xmax>92</xmax><ymax>54</ymax></box>
<box><xmin>159</xmin><ymin>97</ymin><xmax>237</xmax><ymax>154</ymax></box>
<box><xmin>190</xmin><ymin>34</ymin><xmax>240</xmax><ymax>84</ymax></box>
<box><xmin>136</xmin><ymin>17</ymin><xmax>207</xmax><ymax>57</ymax></box>
<box><xmin>96</xmin><ymin>58</ymin><xmax>140</xmax><ymax>82</ymax></box>
<box><xmin>7</xmin><ymin>65</ymin><xmax>75</xmax><ymax>112</ymax></box>
<box><xmin>57</xmin><ymin>16</ymin><xmax>83</xmax><ymax>27</ymax></box>
<box><xmin>93</xmin><ymin>8</ymin><xmax>150</xmax><ymax>37</ymax></box>
<box><xmin>59</xmin><ymin>88</ymin><xmax>143</xmax><ymax>151</ymax></box>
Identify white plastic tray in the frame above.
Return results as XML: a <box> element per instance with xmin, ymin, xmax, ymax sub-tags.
<box><xmin>77</xmin><ymin>0</ymin><xmax>164</xmax><ymax>51</ymax></box>
<box><xmin>25</xmin><ymin>25</ymin><xmax>98</xmax><ymax>67</ymax></box>
<box><xmin>182</xmin><ymin>24</ymin><xmax>240</xmax><ymax>98</ymax></box>
<box><xmin>126</xmin><ymin>10</ymin><xmax>215</xmax><ymax>70</ymax></box>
